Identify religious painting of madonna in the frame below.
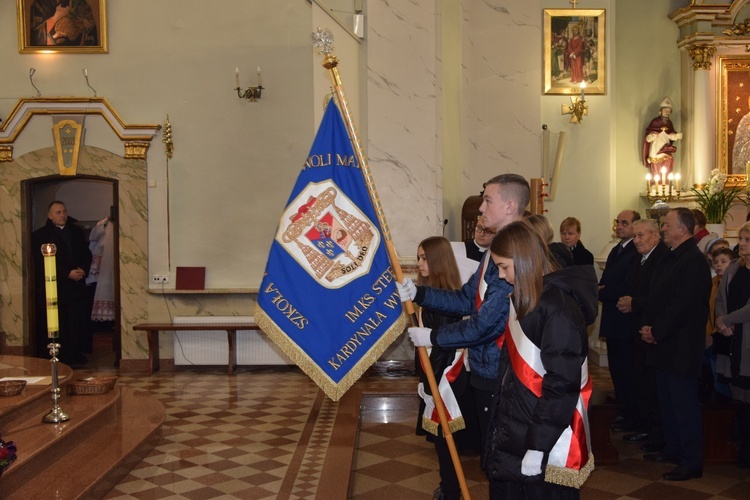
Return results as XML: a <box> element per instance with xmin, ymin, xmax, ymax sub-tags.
<box><xmin>17</xmin><ymin>0</ymin><xmax>108</xmax><ymax>54</ymax></box>
<box><xmin>718</xmin><ymin>56</ymin><xmax>750</xmax><ymax>176</ymax></box>
<box><xmin>543</xmin><ymin>9</ymin><xmax>605</xmax><ymax>95</ymax></box>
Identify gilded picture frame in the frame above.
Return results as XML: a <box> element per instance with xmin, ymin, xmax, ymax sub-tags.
<box><xmin>17</xmin><ymin>0</ymin><xmax>108</xmax><ymax>54</ymax></box>
<box><xmin>718</xmin><ymin>56</ymin><xmax>750</xmax><ymax>183</ymax></box>
<box><xmin>543</xmin><ymin>9</ymin><xmax>606</xmax><ymax>95</ymax></box>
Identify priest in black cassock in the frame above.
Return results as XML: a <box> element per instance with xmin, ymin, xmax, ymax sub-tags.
<box><xmin>32</xmin><ymin>200</ymin><xmax>92</xmax><ymax>365</ymax></box>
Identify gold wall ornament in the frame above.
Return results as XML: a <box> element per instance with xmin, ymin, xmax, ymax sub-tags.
<box><xmin>235</xmin><ymin>67</ymin><xmax>263</xmax><ymax>102</ymax></box>
<box><xmin>0</xmin><ymin>98</ymin><xmax>161</xmax><ymax>148</ymax></box>
<box><xmin>561</xmin><ymin>96</ymin><xmax>588</xmax><ymax>123</ymax></box>
<box><xmin>52</xmin><ymin>119</ymin><xmax>83</xmax><ymax>176</ymax></box>
<box><xmin>723</xmin><ymin>19</ymin><xmax>750</xmax><ymax>37</ymax></box>
<box><xmin>162</xmin><ymin>115</ymin><xmax>174</xmax><ymax>159</ymax></box>
<box><xmin>0</xmin><ymin>146</ymin><xmax>13</xmax><ymax>162</ymax></box>
<box><xmin>124</xmin><ymin>141</ymin><xmax>150</xmax><ymax>159</ymax></box>
<box><xmin>688</xmin><ymin>44</ymin><xmax>716</xmax><ymax>70</ymax></box>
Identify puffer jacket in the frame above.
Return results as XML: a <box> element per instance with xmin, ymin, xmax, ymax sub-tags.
<box><xmin>484</xmin><ymin>265</ymin><xmax>598</xmax><ymax>489</ymax></box>
<box><xmin>414</xmin><ymin>255</ymin><xmax>513</xmax><ymax>387</ymax></box>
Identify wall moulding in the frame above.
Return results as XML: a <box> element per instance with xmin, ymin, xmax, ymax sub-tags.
<box><xmin>0</xmin><ymin>97</ymin><xmax>161</xmax><ymax>162</ymax></box>
<box><xmin>670</xmin><ymin>0</ymin><xmax>750</xmax><ymax>49</ymax></box>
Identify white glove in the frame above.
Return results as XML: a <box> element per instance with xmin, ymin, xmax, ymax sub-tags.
<box><xmin>408</xmin><ymin>327</ymin><xmax>432</xmax><ymax>347</ymax></box>
<box><xmin>396</xmin><ymin>278</ymin><xmax>417</xmax><ymax>302</ymax></box>
<box><xmin>521</xmin><ymin>449</ymin><xmax>544</xmax><ymax>476</ymax></box>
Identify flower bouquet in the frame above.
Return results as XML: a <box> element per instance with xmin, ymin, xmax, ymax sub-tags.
<box><xmin>691</xmin><ymin>169</ymin><xmax>746</xmax><ymax>224</ymax></box>
<box><xmin>0</xmin><ymin>435</ymin><xmax>16</xmax><ymax>477</ymax></box>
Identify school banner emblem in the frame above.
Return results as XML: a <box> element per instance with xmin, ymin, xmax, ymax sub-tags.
<box><xmin>254</xmin><ymin>102</ymin><xmax>407</xmax><ymax>401</ymax></box>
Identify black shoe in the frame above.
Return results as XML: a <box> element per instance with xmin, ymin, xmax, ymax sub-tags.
<box><xmin>662</xmin><ymin>465</ymin><xmax>702</xmax><ymax>481</ymax></box>
<box><xmin>611</xmin><ymin>421</ymin><xmax>636</xmax><ymax>433</ymax></box>
<box><xmin>640</xmin><ymin>442</ymin><xmax>664</xmax><ymax>453</ymax></box>
<box><xmin>610</xmin><ymin>414</ymin><xmax>627</xmax><ymax>428</ymax></box>
<box><xmin>623</xmin><ymin>432</ymin><xmax>649</xmax><ymax>442</ymax></box>
<box><xmin>643</xmin><ymin>453</ymin><xmax>680</xmax><ymax>465</ymax></box>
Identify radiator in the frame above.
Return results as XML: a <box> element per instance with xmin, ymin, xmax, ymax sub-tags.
<box><xmin>172</xmin><ymin>316</ymin><xmax>292</xmax><ymax>366</ymax></box>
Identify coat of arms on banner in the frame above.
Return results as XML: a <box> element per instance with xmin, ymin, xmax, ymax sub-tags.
<box><xmin>277</xmin><ymin>181</ymin><xmax>379</xmax><ymax>288</ymax></box>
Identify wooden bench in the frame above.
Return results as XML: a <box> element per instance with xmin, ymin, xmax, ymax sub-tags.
<box><xmin>133</xmin><ymin>322</ymin><xmax>261</xmax><ymax>375</ymax></box>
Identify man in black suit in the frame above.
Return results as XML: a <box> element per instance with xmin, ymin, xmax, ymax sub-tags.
<box><xmin>640</xmin><ymin>208</ymin><xmax>711</xmax><ymax>481</ymax></box>
<box><xmin>616</xmin><ymin>219</ymin><xmax>669</xmax><ymax>449</ymax></box>
<box><xmin>599</xmin><ymin>209</ymin><xmax>641</xmax><ymax>431</ymax></box>
<box><xmin>32</xmin><ymin>201</ymin><xmax>92</xmax><ymax>365</ymax></box>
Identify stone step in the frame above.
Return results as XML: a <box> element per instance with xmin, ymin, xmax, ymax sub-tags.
<box><xmin>3</xmin><ymin>387</ymin><xmax>164</xmax><ymax>499</ymax></box>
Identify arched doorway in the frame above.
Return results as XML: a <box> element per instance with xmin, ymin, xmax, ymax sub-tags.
<box><xmin>23</xmin><ymin>175</ymin><xmax>120</xmax><ymax>364</ymax></box>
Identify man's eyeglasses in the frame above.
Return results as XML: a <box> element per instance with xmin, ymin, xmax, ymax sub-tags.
<box><xmin>475</xmin><ymin>225</ymin><xmax>496</xmax><ymax>236</ymax></box>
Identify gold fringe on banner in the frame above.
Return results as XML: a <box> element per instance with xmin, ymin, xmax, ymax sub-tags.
<box><xmin>254</xmin><ymin>303</ymin><xmax>408</xmax><ymax>401</ymax></box>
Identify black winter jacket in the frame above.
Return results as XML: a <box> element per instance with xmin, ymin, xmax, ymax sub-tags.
<box><xmin>484</xmin><ymin>265</ymin><xmax>598</xmax><ymax>488</ymax></box>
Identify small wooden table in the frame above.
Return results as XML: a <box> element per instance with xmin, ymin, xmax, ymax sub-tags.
<box><xmin>133</xmin><ymin>322</ymin><xmax>261</xmax><ymax>375</ymax></box>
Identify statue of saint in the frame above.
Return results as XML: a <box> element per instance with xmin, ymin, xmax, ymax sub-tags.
<box><xmin>642</xmin><ymin>97</ymin><xmax>683</xmax><ymax>176</ymax></box>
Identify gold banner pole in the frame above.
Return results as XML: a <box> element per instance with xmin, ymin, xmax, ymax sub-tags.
<box><xmin>313</xmin><ymin>28</ymin><xmax>471</xmax><ymax>500</ymax></box>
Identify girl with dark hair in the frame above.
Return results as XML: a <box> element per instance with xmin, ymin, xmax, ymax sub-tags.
<box><xmin>484</xmin><ymin>221</ymin><xmax>598</xmax><ymax>499</ymax></box>
<box><xmin>414</xmin><ymin>236</ymin><xmax>475</xmax><ymax>500</ymax></box>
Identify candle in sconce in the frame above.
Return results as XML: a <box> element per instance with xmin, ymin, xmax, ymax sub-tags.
<box><xmin>580</xmin><ymin>82</ymin><xmax>586</xmax><ymax>100</ymax></box>
<box><xmin>645</xmin><ymin>173</ymin><xmax>652</xmax><ymax>194</ymax></box>
<box><xmin>257</xmin><ymin>66</ymin><xmax>262</xmax><ymax>87</ymax></box>
<box><xmin>41</xmin><ymin>244</ymin><xmax>59</xmax><ymax>339</ymax></box>
<box><xmin>235</xmin><ymin>67</ymin><xmax>240</xmax><ymax>88</ymax></box>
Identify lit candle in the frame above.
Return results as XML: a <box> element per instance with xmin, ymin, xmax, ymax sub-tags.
<box><xmin>675</xmin><ymin>173</ymin><xmax>681</xmax><ymax>192</ymax></box>
<box><xmin>41</xmin><ymin>244</ymin><xmax>59</xmax><ymax>338</ymax></box>
<box><xmin>668</xmin><ymin>173</ymin><xmax>674</xmax><ymax>195</ymax></box>
<box><xmin>654</xmin><ymin>174</ymin><xmax>660</xmax><ymax>195</ymax></box>
<box><xmin>235</xmin><ymin>67</ymin><xmax>240</xmax><ymax>88</ymax></box>
<box><xmin>257</xmin><ymin>66</ymin><xmax>262</xmax><ymax>87</ymax></box>
<box><xmin>580</xmin><ymin>82</ymin><xmax>586</xmax><ymax>100</ymax></box>
<box><xmin>660</xmin><ymin>166</ymin><xmax>667</xmax><ymax>186</ymax></box>
<box><xmin>645</xmin><ymin>173</ymin><xmax>652</xmax><ymax>194</ymax></box>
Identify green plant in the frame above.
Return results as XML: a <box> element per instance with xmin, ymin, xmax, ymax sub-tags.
<box><xmin>691</xmin><ymin>169</ymin><xmax>746</xmax><ymax>224</ymax></box>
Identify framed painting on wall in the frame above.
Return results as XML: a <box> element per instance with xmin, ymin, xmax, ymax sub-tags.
<box><xmin>17</xmin><ymin>0</ymin><xmax>108</xmax><ymax>54</ymax></box>
<box><xmin>718</xmin><ymin>56</ymin><xmax>750</xmax><ymax>178</ymax></box>
<box><xmin>543</xmin><ymin>9</ymin><xmax>605</xmax><ymax>95</ymax></box>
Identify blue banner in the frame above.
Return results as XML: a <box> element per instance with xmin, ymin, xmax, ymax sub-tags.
<box><xmin>254</xmin><ymin>102</ymin><xmax>407</xmax><ymax>401</ymax></box>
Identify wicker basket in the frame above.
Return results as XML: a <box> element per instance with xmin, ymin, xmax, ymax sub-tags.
<box><xmin>0</xmin><ymin>380</ymin><xmax>26</xmax><ymax>397</ymax></box>
<box><xmin>68</xmin><ymin>375</ymin><xmax>118</xmax><ymax>395</ymax></box>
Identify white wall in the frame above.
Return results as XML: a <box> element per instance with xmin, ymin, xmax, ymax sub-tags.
<box><xmin>0</xmin><ymin>0</ymin><xmax>315</xmax><ymax>291</ymax></box>
<box><xmin>0</xmin><ymin>0</ymin><xmax>692</xmax><ymax>336</ymax></box>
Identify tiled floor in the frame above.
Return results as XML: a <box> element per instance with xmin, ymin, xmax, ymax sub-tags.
<box><xmin>78</xmin><ymin>334</ymin><xmax>750</xmax><ymax>499</ymax></box>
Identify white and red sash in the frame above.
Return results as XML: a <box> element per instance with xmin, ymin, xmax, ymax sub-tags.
<box><xmin>505</xmin><ymin>302</ymin><xmax>593</xmax><ymax>473</ymax></box>
<box><xmin>417</xmin><ymin>309</ymin><xmax>466</xmax><ymax>436</ymax></box>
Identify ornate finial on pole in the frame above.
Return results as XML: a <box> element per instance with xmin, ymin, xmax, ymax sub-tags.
<box><xmin>312</xmin><ymin>28</ymin><xmax>335</xmax><ymax>56</ymax></box>
<box><xmin>312</xmin><ymin>28</ymin><xmax>339</xmax><ymax>71</ymax></box>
